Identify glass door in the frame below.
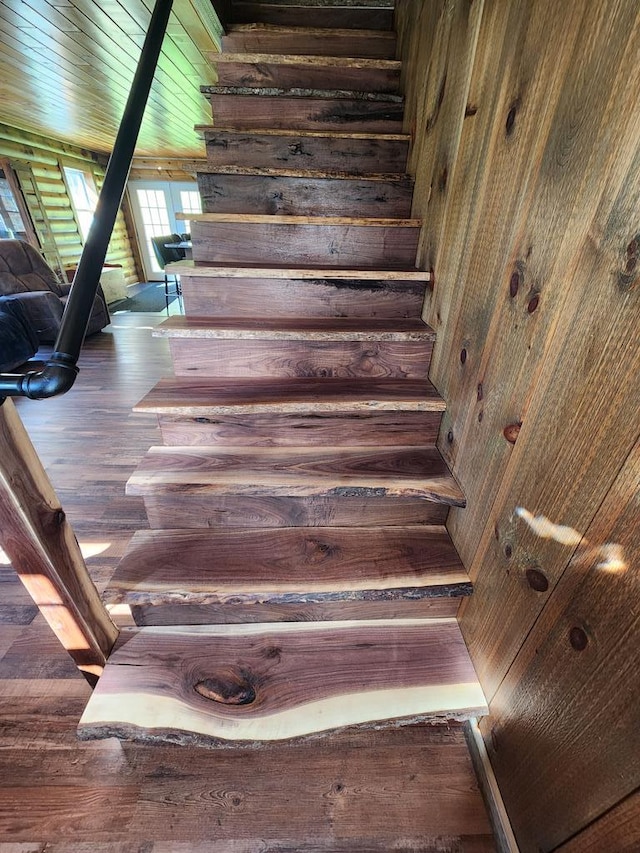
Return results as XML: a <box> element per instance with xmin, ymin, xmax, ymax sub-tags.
<box><xmin>128</xmin><ymin>180</ymin><xmax>201</xmax><ymax>280</ymax></box>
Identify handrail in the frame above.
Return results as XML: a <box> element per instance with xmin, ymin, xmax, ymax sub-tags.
<box><xmin>0</xmin><ymin>0</ymin><xmax>175</xmax><ymax>401</ymax></box>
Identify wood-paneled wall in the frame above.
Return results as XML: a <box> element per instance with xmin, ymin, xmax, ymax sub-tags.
<box><xmin>396</xmin><ymin>1</ymin><xmax>640</xmax><ymax>850</ymax></box>
<box><xmin>0</xmin><ymin>122</ymin><xmax>142</xmax><ymax>283</ymax></box>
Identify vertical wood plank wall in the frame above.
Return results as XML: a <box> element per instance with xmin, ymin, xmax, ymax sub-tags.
<box><xmin>396</xmin><ymin>1</ymin><xmax>640</xmax><ymax>850</ymax></box>
<box><xmin>0</xmin><ymin>122</ymin><xmax>141</xmax><ymax>282</ymax></box>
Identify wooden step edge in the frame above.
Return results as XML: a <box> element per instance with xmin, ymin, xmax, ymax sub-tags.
<box><xmin>229</xmin><ymin>0</ymin><xmax>395</xmax><ymax>9</ymax></box>
<box><xmin>152</xmin><ymin>320</ymin><xmax>435</xmax><ymax>342</ymax></box>
<box><xmin>202</xmin><ymin>85</ymin><xmax>403</xmax><ymax>103</ymax></box>
<box><xmin>195</xmin><ymin>126</ymin><xmax>411</xmax><ymax>141</ymax></box>
<box><xmin>211</xmin><ymin>52</ymin><xmax>402</xmax><ymax>69</ymax></box>
<box><xmin>183</xmin><ymin>214</ymin><xmax>422</xmax><ymax>226</ymax></box>
<box><xmin>167</xmin><ymin>260</ymin><xmax>430</xmax><ymax>281</ymax></box>
<box><xmin>225</xmin><ymin>24</ymin><xmax>397</xmax><ymax>38</ymax></box>
<box><xmin>77</xmin><ymin>619</ymin><xmax>488</xmax><ymax>747</ymax></box>
<box><xmin>103</xmin><ymin>525</ymin><xmax>472</xmax><ymax>607</ymax></box>
<box><xmin>188</xmin><ymin>162</ymin><xmax>412</xmax><ymax>181</ymax></box>
<box><xmin>133</xmin><ymin>378</ymin><xmax>446</xmax><ymax>416</ymax></box>
<box><xmin>125</xmin><ymin>445</ymin><xmax>466</xmax><ymax>507</ymax></box>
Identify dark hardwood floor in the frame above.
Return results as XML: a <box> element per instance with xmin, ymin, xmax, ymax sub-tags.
<box><xmin>0</xmin><ymin>315</ymin><xmax>494</xmax><ymax>851</ymax></box>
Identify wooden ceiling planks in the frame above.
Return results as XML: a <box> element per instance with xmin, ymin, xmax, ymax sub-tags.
<box><xmin>0</xmin><ymin>0</ymin><xmax>220</xmax><ymax>156</ymax></box>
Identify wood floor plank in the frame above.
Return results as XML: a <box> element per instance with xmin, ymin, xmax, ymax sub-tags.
<box><xmin>78</xmin><ymin>620</ymin><xmax>487</xmax><ymax>745</ymax></box>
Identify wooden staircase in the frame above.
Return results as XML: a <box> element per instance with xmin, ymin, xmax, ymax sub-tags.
<box><xmin>78</xmin><ymin>0</ymin><xmax>487</xmax><ymax>746</ymax></box>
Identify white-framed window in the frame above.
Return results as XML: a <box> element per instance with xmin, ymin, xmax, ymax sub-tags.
<box><xmin>128</xmin><ymin>181</ymin><xmax>201</xmax><ymax>280</ymax></box>
<box><xmin>63</xmin><ymin>166</ymin><xmax>99</xmax><ymax>242</ymax></box>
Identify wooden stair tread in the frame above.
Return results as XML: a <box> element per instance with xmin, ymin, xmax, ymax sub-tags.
<box><xmin>196</xmin><ymin>126</ymin><xmax>411</xmax><ymax>141</ymax></box>
<box><xmin>168</xmin><ymin>261</ymin><xmax>429</xmax><ymax>281</ymax></box>
<box><xmin>126</xmin><ymin>446</ymin><xmax>466</xmax><ymax>506</ymax></box>
<box><xmin>188</xmin><ymin>163</ymin><xmax>411</xmax><ymax>181</ymax></box>
<box><xmin>105</xmin><ymin>526</ymin><xmax>471</xmax><ymax>606</ymax></box>
<box><xmin>77</xmin><ymin>619</ymin><xmax>487</xmax><ymax>746</ymax></box>
<box><xmin>202</xmin><ymin>85</ymin><xmax>403</xmax><ymax>103</ymax></box>
<box><xmin>212</xmin><ymin>53</ymin><xmax>402</xmax><ymax>70</ymax></box>
<box><xmin>153</xmin><ymin>316</ymin><xmax>435</xmax><ymax>341</ymax></box>
<box><xmin>134</xmin><ymin>377</ymin><xmax>445</xmax><ymax>415</ymax></box>
<box><xmin>225</xmin><ymin>23</ymin><xmax>397</xmax><ymax>38</ymax></box>
<box><xmin>184</xmin><ymin>214</ymin><xmax>420</xmax><ymax>226</ymax></box>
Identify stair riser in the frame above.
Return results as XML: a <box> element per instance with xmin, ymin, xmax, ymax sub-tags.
<box><xmin>169</xmin><ymin>339</ymin><xmax>433</xmax><ymax>380</ymax></box>
<box><xmin>222</xmin><ymin>29</ymin><xmax>396</xmax><ymax>59</ymax></box>
<box><xmin>204</xmin><ymin>132</ymin><xmax>410</xmax><ymax>174</ymax></box>
<box><xmin>207</xmin><ymin>95</ymin><xmax>404</xmax><ymax>133</ymax></box>
<box><xmin>143</xmin><ymin>495</ymin><xmax>449</xmax><ymax>528</ymax></box>
<box><xmin>216</xmin><ymin>62</ymin><xmax>400</xmax><ymax>94</ymax></box>
<box><xmin>130</xmin><ymin>597</ymin><xmax>461</xmax><ymax>626</ymax></box>
<box><xmin>191</xmin><ymin>222</ymin><xmax>420</xmax><ymax>268</ymax></box>
<box><xmin>228</xmin><ymin>4</ymin><xmax>394</xmax><ymax>29</ymax></box>
<box><xmin>180</xmin><ymin>276</ymin><xmax>425</xmax><ymax>319</ymax></box>
<box><xmin>157</xmin><ymin>411</ymin><xmax>442</xmax><ymax>447</ymax></box>
<box><xmin>196</xmin><ymin>173</ymin><xmax>413</xmax><ymax>218</ymax></box>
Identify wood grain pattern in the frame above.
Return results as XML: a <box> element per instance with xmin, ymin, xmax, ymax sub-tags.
<box><xmin>221</xmin><ymin>24</ymin><xmax>397</xmax><ymax>58</ymax></box>
<box><xmin>169</xmin><ymin>338</ymin><xmax>432</xmax><ymax>380</ymax></box>
<box><xmin>215</xmin><ymin>54</ymin><xmax>401</xmax><ymax>92</ymax></box>
<box><xmin>129</xmin><ymin>596</ymin><xmax>463</xmax><ymax>627</ymax></box>
<box><xmin>556</xmin><ymin>789</ymin><xmax>640</xmax><ymax>853</ymax></box>
<box><xmin>0</xmin><ymin>399</ymin><xmax>118</xmax><ymax>679</ymax></box>
<box><xmin>128</xmin><ymin>445</ymin><xmax>465</xmax><ymax>505</ymax></box>
<box><xmin>179</xmin><ymin>274</ymin><xmax>426</xmax><ymax>318</ymax></box>
<box><xmin>196</xmin><ymin>172</ymin><xmax>413</xmax><ymax>217</ymax></box>
<box><xmin>170</xmin><ymin>261</ymin><xmax>429</xmax><ymax>280</ymax></box>
<box><xmin>0</xmin><ymin>1</ymin><xmax>218</xmax><ymax>158</ymax></box>
<box><xmin>479</xmin><ymin>439</ymin><xmax>640</xmax><ymax>851</ymax></box>
<box><xmin>143</xmin><ymin>493</ymin><xmax>450</xmax><ymax>529</ymax></box>
<box><xmin>190</xmin><ymin>219</ymin><xmax>421</xmax><ymax>268</ymax></box>
<box><xmin>202</xmin><ymin>128</ymin><xmax>410</xmax><ymax>173</ymax></box>
<box><xmin>135</xmin><ymin>376</ymin><xmax>445</xmax><ymax>415</ymax></box>
<box><xmin>157</xmin><ymin>411</ymin><xmax>443</xmax><ymax>448</ymax></box>
<box><xmin>107</xmin><ymin>526</ymin><xmax>469</xmax><ymax>600</ymax></box>
<box><xmin>207</xmin><ymin>94</ymin><xmax>404</xmax><ymax>132</ymax></box>
<box><xmin>156</xmin><ymin>315</ymin><xmax>433</xmax><ymax>339</ymax></box>
<box><xmin>228</xmin><ymin>3</ymin><xmax>394</xmax><ymax>30</ymax></box>
<box><xmin>78</xmin><ymin>620</ymin><xmax>487</xmax><ymax>745</ymax></box>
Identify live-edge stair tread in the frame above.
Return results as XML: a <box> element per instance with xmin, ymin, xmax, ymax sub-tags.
<box><xmin>153</xmin><ymin>316</ymin><xmax>435</xmax><ymax>341</ymax></box>
<box><xmin>134</xmin><ymin>377</ymin><xmax>445</xmax><ymax>415</ymax></box>
<box><xmin>104</xmin><ymin>526</ymin><xmax>471</xmax><ymax>606</ymax></box>
<box><xmin>127</xmin><ymin>446</ymin><xmax>466</xmax><ymax>507</ymax></box>
<box><xmin>78</xmin><ymin>620</ymin><xmax>487</xmax><ymax>746</ymax></box>
<box><xmin>167</xmin><ymin>261</ymin><xmax>430</xmax><ymax>280</ymax></box>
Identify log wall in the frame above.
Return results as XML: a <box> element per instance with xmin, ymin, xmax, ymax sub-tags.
<box><xmin>0</xmin><ymin>122</ymin><xmax>142</xmax><ymax>282</ymax></box>
<box><xmin>396</xmin><ymin>1</ymin><xmax>640</xmax><ymax>850</ymax></box>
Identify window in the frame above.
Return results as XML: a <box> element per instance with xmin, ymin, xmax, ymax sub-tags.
<box><xmin>0</xmin><ymin>168</ymin><xmax>32</xmax><ymax>241</ymax></box>
<box><xmin>178</xmin><ymin>190</ymin><xmax>202</xmax><ymax>235</ymax></box>
<box><xmin>64</xmin><ymin>167</ymin><xmax>98</xmax><ymax>242</ymax></box>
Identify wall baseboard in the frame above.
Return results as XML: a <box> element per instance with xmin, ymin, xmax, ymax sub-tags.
<box><xmin>465</xmin><ymin>718</ymin><xmax>520</xmax><ymax>853</ymax></box>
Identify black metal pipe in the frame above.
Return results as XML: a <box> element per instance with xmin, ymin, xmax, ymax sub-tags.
<box><xmin>0</xmin><ymin>0</ymin><xmax>174</xmax><ymax>401</ymax></box>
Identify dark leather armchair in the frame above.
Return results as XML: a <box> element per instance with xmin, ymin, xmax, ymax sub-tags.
<box><xmin>0</xmin><ymin>239</ymin><xmax>110</xmax><ymax>343</ymax></box>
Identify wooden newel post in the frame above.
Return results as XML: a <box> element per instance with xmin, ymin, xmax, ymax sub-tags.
<box><xmin>0</xmin><ymin>398</ymin><xmax>118</xmax><ymax>683</ymax></box>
